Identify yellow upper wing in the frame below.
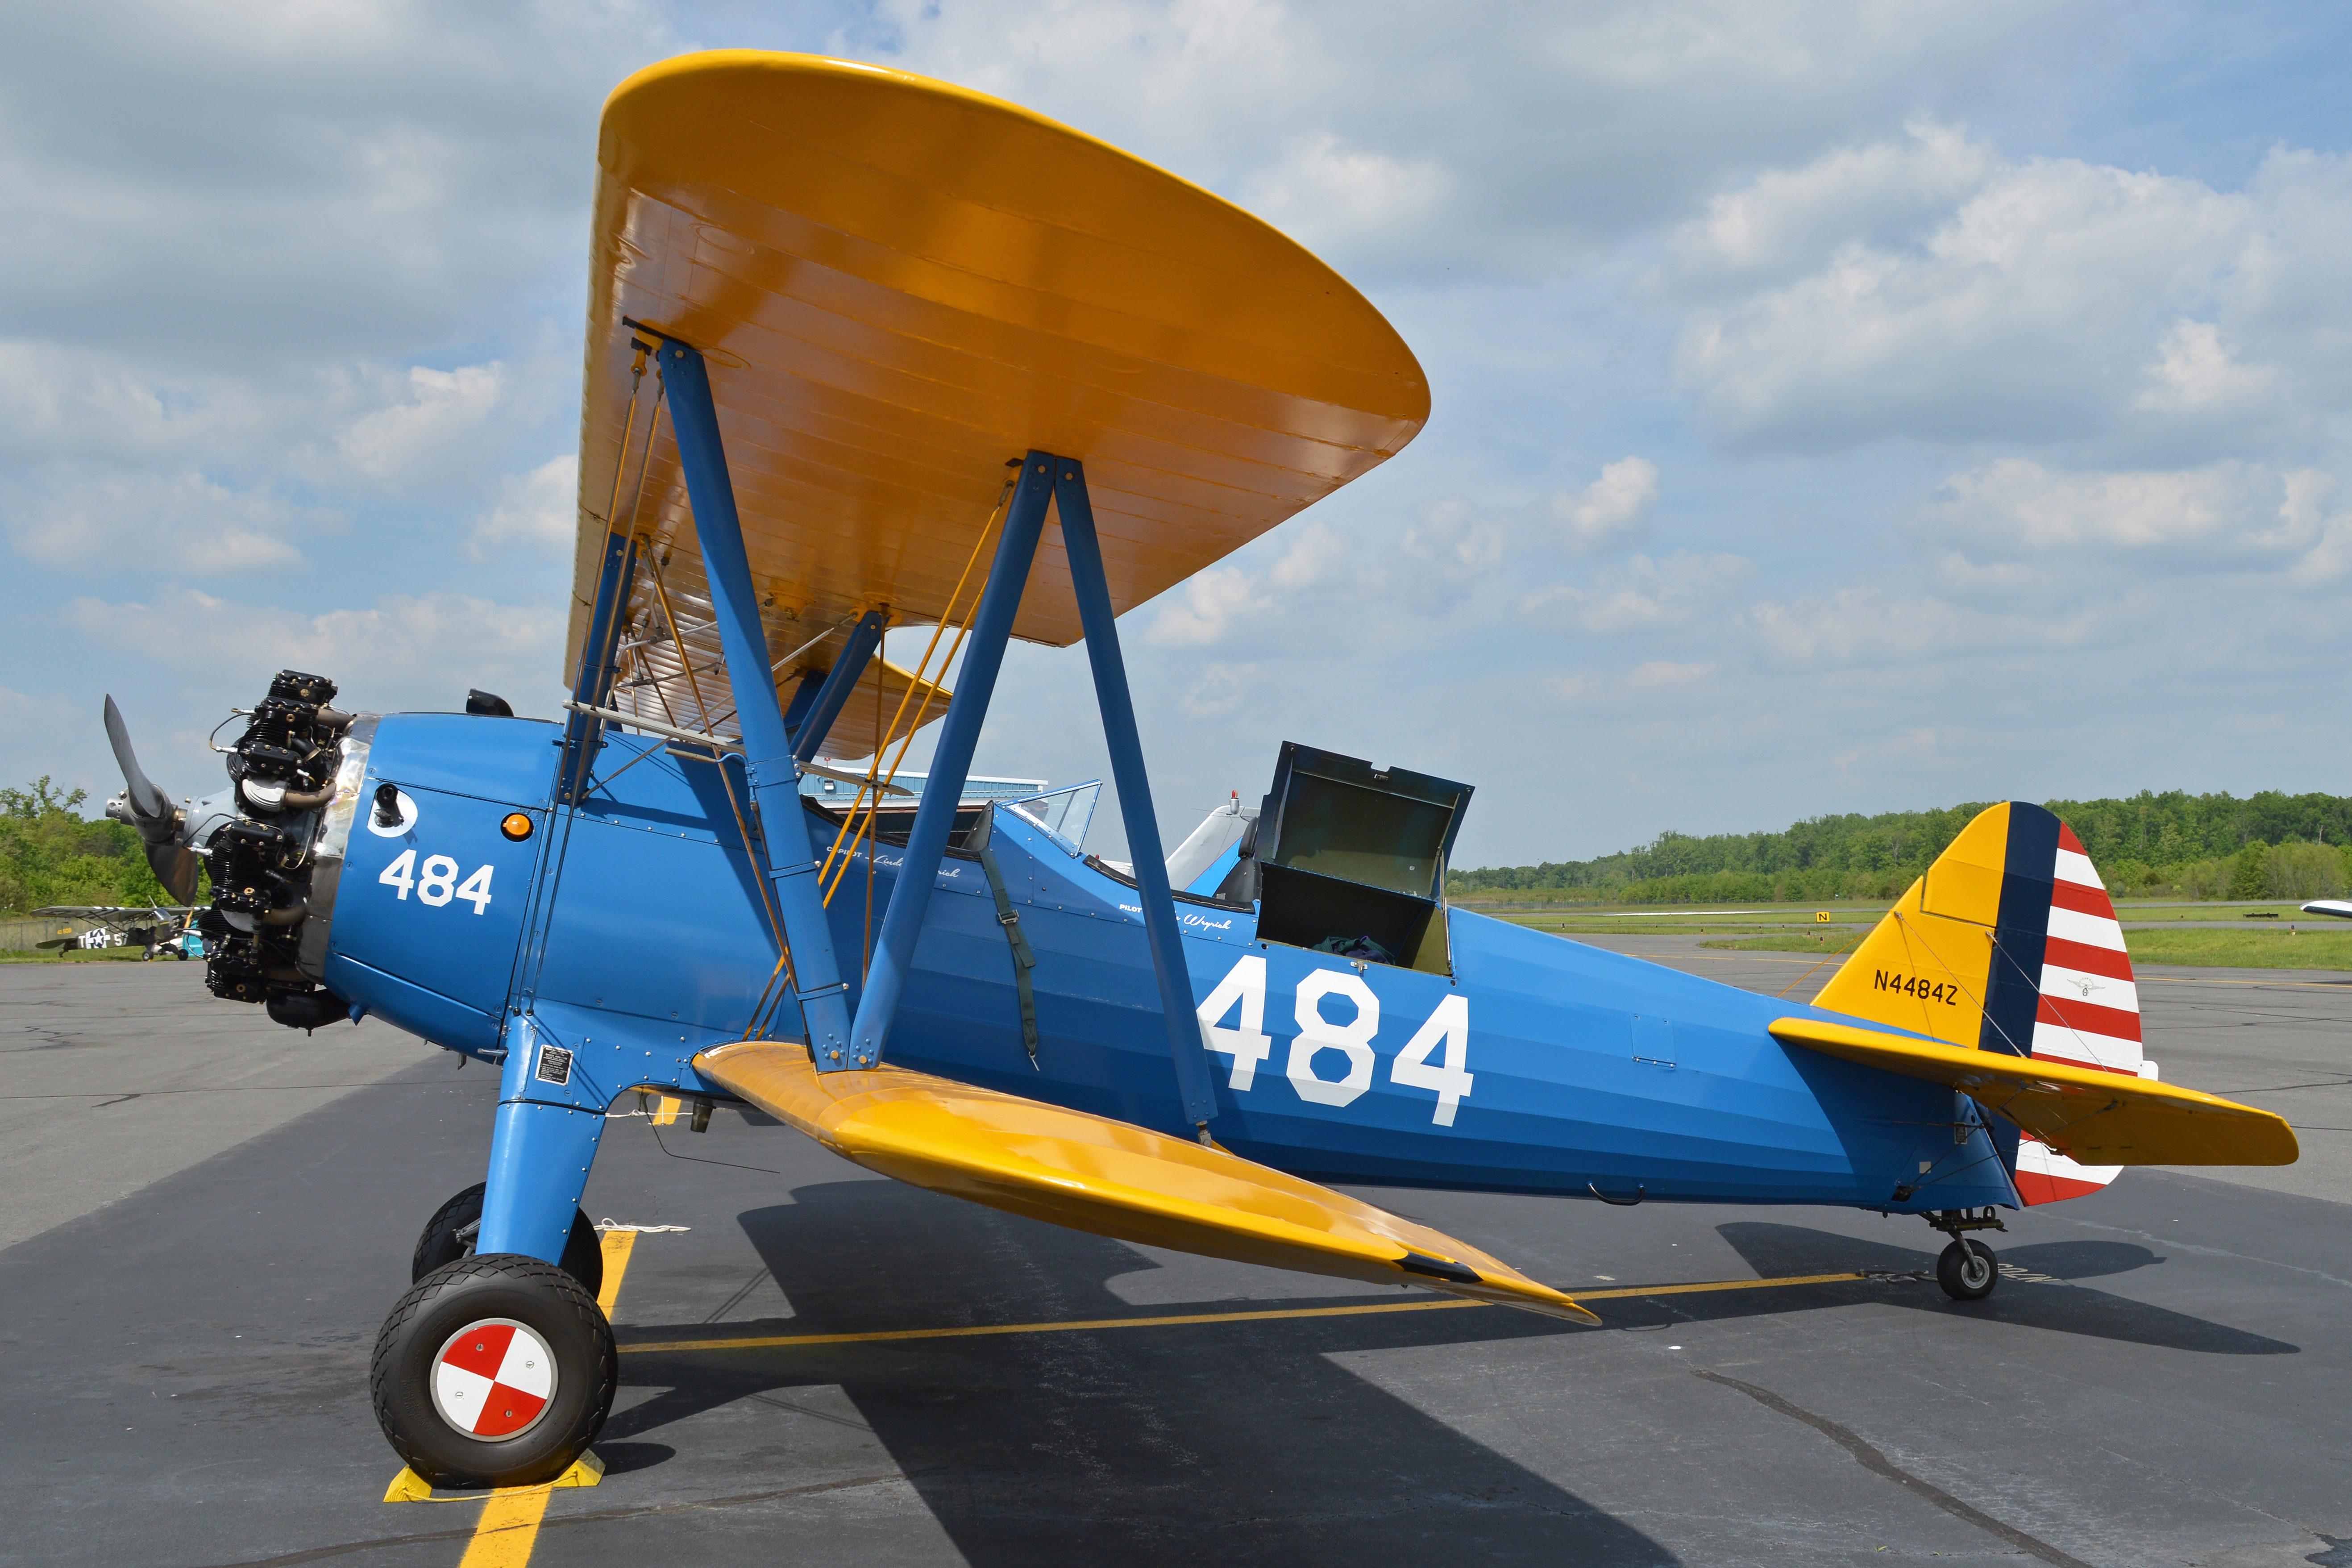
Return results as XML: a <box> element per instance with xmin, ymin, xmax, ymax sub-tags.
<box><xmin>570</xmin><ymin>51</ymin><xmax>1429</xmax><ymax>747</ymax></box>
<box><xmin>695</xmin><ymin>1040</ymin><xmax>1596</xmax><ymax>1323</ymax></box>
<box><xmin>1770</xmin><ymin>1016</ymin><xmax>2299</xmax><ymax>1167</ymax></box>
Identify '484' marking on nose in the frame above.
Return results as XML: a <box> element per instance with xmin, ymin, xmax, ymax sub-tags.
<box><xmin>1197</xmin><ymin>952</ymin><xmax>1472</xmax><ymax>1126</ymax></box>
<box><xmin>378</xmin><ymin>848</ymin><xmax>494</xmax><ymax>913</ymax></box>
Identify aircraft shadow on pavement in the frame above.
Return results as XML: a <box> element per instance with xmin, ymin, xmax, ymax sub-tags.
<box><xmin>1687</xmin><ymin>1221</ymin><xmax>2299</xmax><ymax>1356</ymax></box>
<box><xmin>606</xmin><ymin>1178</ymin><xmax>1675</xmax><ymax>1567</ymax></box>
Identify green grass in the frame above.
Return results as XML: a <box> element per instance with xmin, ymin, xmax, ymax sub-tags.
<box><xmin>1700</xmin><ymin>933</ymin><xmax>1866</xmax><ymax>954</ymax></box>
<box><xmin>1692</xmin><ymin>924</ymin><xmax>2352</xmax><ymax>969</ymax></box>
<box><xmin>1475</xmin><ymin>900</ymin><xmax>1890</xmax><ymax>938</ymax></box>
<box><xmin>2108</xmin><ymin>902</ymin><xmax>2308</xmax><ymax>923</ymax></box>
<box><xmin>2107</xmin><ymin>927</ymin><xmax>2352</xmax><ymax>969</ymax></box>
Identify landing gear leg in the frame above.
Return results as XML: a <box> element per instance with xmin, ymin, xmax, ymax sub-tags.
<box><xmin>412</xmin><ymin>1181</ymin><xmax>604</xmax><ymax>1298</ymax></box>
<box><xmin>1924</xmin><ymin>1206</ymin><xmax>2006</xmax><ymax>1301</ymax></box>
<box><xmin>373</xmin><ymin>1077</ymin><xmax>616</xmax><ymax>1482</ymax></box>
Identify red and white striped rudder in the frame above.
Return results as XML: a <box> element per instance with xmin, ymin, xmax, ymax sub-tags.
<box><xmin>2016</xmin><ymin>823</ymin><xmax>2158</xmax><ymax>1204</ymax></box>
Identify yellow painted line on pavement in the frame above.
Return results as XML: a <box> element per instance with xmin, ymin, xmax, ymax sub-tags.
<box><xmin>595</xmin><ymin>1230</ymin><xmax>637</xmax><ymax>1316</ymax></box>
<box><xmin>619</xmin><ymin>1269</ymin><xmax>1877</xmax><ymax>1356</ymax></box>
<box><xmin>457</xmin><ymin>1490</ymin><xmax>554</xmax><ymax>1568</ymax></box>
<box><xmin>403</xmin><ymin>1227</ymin><xmax>648</xmax><ymax>1566</ymax></box>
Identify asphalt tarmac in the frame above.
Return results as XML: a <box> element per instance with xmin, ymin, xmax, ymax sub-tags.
<box><xmin>4</xmin><ymin>948</ymin><xmax>2347</xmax><ymax>1568</ymax></box>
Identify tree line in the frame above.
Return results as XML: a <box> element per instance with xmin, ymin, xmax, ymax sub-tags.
<box><xmin>1446</xmin><ymin>789</ymin><xmax>2352</xmax><ymax>904</ymax></box>
<box><xmin>15</xmin><ymin>773</ymin><xmax>2345</xmax><ymax>914</ymax></box>
<box><xmin>0</xmin><ymin>778</ymin><xmax>176</xmax><ymax>911</ymax></box>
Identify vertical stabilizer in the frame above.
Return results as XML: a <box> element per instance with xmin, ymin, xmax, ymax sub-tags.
<box><xmin>1815</xmin><ymin>803</ymin><xmax>2153</xmax><ymax>1204</ymax></box>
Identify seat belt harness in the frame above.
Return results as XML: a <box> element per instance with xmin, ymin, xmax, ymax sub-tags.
<box><xmin>974</xmin><ymin>840</ymin><xmax>1042</xmax><ymax>1067</ymax></box>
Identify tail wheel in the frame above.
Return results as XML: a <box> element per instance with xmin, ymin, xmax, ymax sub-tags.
<box><xmin>412</xmin><ymin>1181</ymin><xmax>603</xmax><ymax>1300</ymax></box>
<box><xmin>371</xmin><ymin>1254</ymin><xmax>616</xmax><ymax>1489</ymax></box>
<box><xmin>1936</xmin><ymin>1239</ymin><xmax>1999</xmax><ymax>1301</ymax></box>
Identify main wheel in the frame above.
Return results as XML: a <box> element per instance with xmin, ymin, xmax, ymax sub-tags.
<box><xmin>372</xmin><ymin>1254</ymin><xmax>616</xmax><ymax>1488</ymax></box>
<box><xmin>411</xmin><ymin>1182</ymin><xmax>603</xmax><ymax>1300</ymax></box>
<box><xmin>1936</xmin><ymin>1238</ymin><xmax>1999</xmax><ymax>1300</ymax></box>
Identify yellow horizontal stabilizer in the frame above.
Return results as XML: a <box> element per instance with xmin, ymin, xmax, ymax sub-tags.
<box><xmin>1770</xmin><ymin>1016</ymin><xmax>2299</xmax><ymax>1167</ymax></box>
<box><xmin>695</xmin><ymin>1041</ymin><xmax>1597</xmax><ymax>1323</ymax></box>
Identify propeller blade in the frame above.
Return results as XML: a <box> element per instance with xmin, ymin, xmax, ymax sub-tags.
<box><xmin>103</xmin><ymin>695</ymin><xmax>199</xmax><ymax>902</ymax></box>
<box><xmin>103</xmin><ymin>696</ymin><xmax>176</xmax><ymax>828</ymax></box>
<box><xmin>148</xmin><ymin>844</ymin><xmax>201</xmax><ymax>907</ymax></box>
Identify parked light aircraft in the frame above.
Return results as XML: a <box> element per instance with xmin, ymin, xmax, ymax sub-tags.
<box><xmin>100</xmin><ymin>53</ymin><xmax>2296</xmax><ymax>1488</ymax></box>
<box><xmin>29</xmin><ymin>905</ymin><xmax>201</xmax><ymax>958</ymax></box>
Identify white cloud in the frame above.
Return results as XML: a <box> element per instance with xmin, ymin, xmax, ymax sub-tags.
<box><xmin>332</xmin><ymin>362</ymin><xmax>510</xmax><ymax>491</ymax></box>
<box><xmin>1264</xmin><ymin>520</ymin><xmax>1341</xmax><ymax>592</ymax></box>
<box><xmin>1547</xmin><ymin>457</ymin><xmax>1660</xmax><ymax>554</ymax></box>
<box><xmin>1243</xmin><ymin>133</ymin><xmax>1453</xmax><ymax>258</ymax></box>
<box><xmin>11</xmin><ymin>470</ymin><xmax>319</xmax><ymax>574</ymax></box>
<box><xmin>2133</xmin><ymin>320</ymin><xmax>2280</xmax><ymax>417</ymax></box>
<box><xmin>0</xmin><ymin>3</ymin><xmax>674</xmax><ymax>366</ymax></box>
<box><xmin>850</xmin><ymin>0</ymin><xmax>2081</xmax><ymax>281</ymax></box>
<box><xmin>1667</xmin><ymin>121</ymin><xmax>1993</xmax><ymax>288</ymax></box>
<box><xmin>63</xmin><ymin>585</ymin><xmax>566</xmax><ymax>716</ymax></box>
<box><xmin>1628</xmin><ymin>659</ymin><xmax>1715</xmax><ymax>689</ymax></box>
<box><xmin>467</xmin><ymin>454</ymin><xmax>578</xmax><ymax>560</ymax></box>
<box><xmin>1543</xmin><ymin>658</ymin><xmax>1719</xmax><ymax>707</ymax></box>
<box><xmin>1181</xmin><ymin>663</ymin><xmax>1255</xmax><ymax>719</ymax></box>
<box><xmin>1916</xmin><ymin>458</ymin><xmax>2340</xmax><ymax>582</ymax></box>
<box><xmin>1401</xmin><ymin>497</ymin><xmax>1512</xmax><ymax>579</ymax></box>
<box><xmin>1737</xmin><ymin>586</ymin><xmax>2065</xmax><ymax>671</ymax></box>
<box><xmin>1671</xmin><ymin>140</ymin><xmax>2352</xmax><ymax>459</ymax></box>
<box><xmin>1523</xmin><ymin>550</ymin><xmax>1753</xmax><ymax>635</ymax></box>
<box><xmin>1145</xmin><ymin>566</ymin><xmax>1270</xmax><ymax>647</ymax></box>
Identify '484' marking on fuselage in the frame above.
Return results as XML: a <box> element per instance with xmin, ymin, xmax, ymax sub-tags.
<box><xmin>378</xmin><ymin>848</ymin><xmax>494</xmax><ymax>913</ymax></box>
<box><xmin>1874</xmin><ymin>969</ymin><xmax>1958</xmax><ymax>1005</ymax></box>
<box><xmin>1196</xmin><ymin>953</ymin><xmax>1472</xmax><ymax>1126</ymax></box>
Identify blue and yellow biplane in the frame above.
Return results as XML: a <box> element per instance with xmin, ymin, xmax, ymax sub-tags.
<box><xmin>104</xmin><ymin>53</ymin><xmax>2295</xmax><ymax>1488</ymax></box>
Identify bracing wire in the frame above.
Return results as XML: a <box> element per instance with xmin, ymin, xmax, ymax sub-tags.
<box><xmin>815</xmin><ymin>479</ymin><xmax>1012</xmax><ymax>896</ymax></box>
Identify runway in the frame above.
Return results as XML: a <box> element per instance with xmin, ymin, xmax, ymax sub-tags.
<box><xmin>4</xmin><ymin>953</ymin><xmax>2346</xmax><ymax>1567</ymax></box>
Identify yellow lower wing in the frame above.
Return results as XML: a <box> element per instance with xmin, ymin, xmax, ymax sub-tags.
<box><xmin>1770</xmin><ymin>1017</ymin><xmax>2298</xmax><ymax>1167</ymax></box>
<box><xmin>694</xmin><ymin>1041</ymin><xmax>1597</xmax><ymax>1323</ymax></box>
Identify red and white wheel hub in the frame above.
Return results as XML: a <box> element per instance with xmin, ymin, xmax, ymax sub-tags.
<box><xmin>431</xmin><ymin>1318</ymin><xmax>557</xmax><ymax>1440</ymax></box>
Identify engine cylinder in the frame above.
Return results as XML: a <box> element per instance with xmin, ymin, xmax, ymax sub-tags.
<box><xmin>201</xmin><ymin>670</ymin><xmax>358</xmax><ymax>1027</ymax></box>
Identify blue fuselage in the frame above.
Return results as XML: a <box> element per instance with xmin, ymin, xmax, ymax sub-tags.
<box><xmin>316</xmin><ymin>714</ymin><xmax>2016</xmax><ymax>1215</ymax></box>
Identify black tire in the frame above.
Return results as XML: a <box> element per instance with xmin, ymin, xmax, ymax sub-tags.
<box><xmin>1936</xmin><ymin>1238</ymin><xmax>1999</xmax><ymax>1301</ymax></box>
<box><xmin>411</xmin><ymin>1182</ymin><xmax>603</xmax><ymax>1300</ymax></box>
<box><xmin>371</xmin><ymin>1254</ymin><xmax>616</xmax><ymax>1489</ymax></box>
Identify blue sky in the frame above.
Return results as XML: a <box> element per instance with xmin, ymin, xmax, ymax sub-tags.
<box><xmin>7</xmin><ymin>1</ymin><xmax>2352</xmax><ymax>869</ymax></box>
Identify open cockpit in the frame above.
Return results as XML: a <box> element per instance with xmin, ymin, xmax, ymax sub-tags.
<box><xmin>807</xmin><ymin>741</ymin><xmax>1469</xmax><ymax>977</ymax></box>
